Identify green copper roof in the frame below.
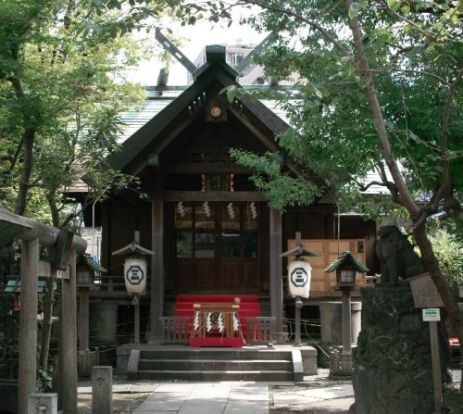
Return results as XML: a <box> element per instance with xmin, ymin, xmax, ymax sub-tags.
<box><xmin>325</xmin><ymin>251</ymin><xmax>369</xmax><ymax>273</ymax></box>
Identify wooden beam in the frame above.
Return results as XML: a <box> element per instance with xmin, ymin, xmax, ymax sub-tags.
<box><xmin>164</xmin><ymin>191</ymin><xmax>265</xmax><ymax>202</ymax></box>
<box><xmin>129</xmin><ymin>115</ymin><xmax>196</xmax><ymax>177</ymax></box>
<box><xmin>228</xmin><ymin>106</ymin><xmax>280</xmax><ymax>152</ymax></box>
<box><xmin>38</xmin><ymin>260</ymin><xmax>69</xmax><ymax>279</ymax></box>
<box><xmin>0</xmin><ymin>206</ymin><xmax>86</xmax><ymax>252</ymax></box>
<box><xmin>162</xmin><ymin>163</ymin><xmax>252</xmax><ymax>174</ymax></box>
<box><xmin>228</xmin><ymin>107</ymin><xmax>326</xmax><ymax>187</ymax></box>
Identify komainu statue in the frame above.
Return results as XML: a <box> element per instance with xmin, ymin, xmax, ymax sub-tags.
<box><xmin>375</xmin><ymin>225</ymin><xmax>425</xmax><ymax>286</ymax></box>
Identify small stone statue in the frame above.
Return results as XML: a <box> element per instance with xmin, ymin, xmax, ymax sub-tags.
<box><xmin>375</xmin><ymin>225</ymin><xmax>425</xmax><ymax>286</ymax></box>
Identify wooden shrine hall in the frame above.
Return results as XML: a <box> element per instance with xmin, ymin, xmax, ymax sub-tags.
<box><xmin>73</xmin><ymin>45</ymin><xmax>376</xmax><ymax>365</ymax></box>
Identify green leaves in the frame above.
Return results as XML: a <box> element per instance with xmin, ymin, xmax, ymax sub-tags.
<box><xmin>230</xmin><ymin>149</ymin><xmax>321</xmax><ymax>210</ymax></box>
<box><xmin>348</xmin><ymin>2</ymin><xmax>360</xmax><ymax>19</ymax></box>
<box><xmin>0</xmin><ymin>0</ymin><xmax>149</xmax><ymax>222</ymax></box>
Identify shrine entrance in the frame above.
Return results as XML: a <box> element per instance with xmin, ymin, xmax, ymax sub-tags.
<box><xmin>172</xmin><ymin>201</ymin><xmax>262</xmax><ymax>291</ymax></box>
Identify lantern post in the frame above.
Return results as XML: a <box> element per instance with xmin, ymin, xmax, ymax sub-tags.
<box><xmin>326</xmin><ymin>251</ymin><xmax>368</xmax><ymax>374</ymax></box>
<box><xmin>112</xmin><ymin>231</ymin><xmax>154</xmax><ymax>344</ymax></box>
<box><xmin>76</xmin><ymin>254</ymin><xmax>104</xmax><ymax>351</ymax></box>
<box><xmin>281</xmin><ymin>232</ymin><xmax>320</xmax><ymax>346</ymax></box>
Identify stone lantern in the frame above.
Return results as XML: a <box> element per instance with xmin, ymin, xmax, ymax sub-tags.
<box><xmin>326</xmin><ymin>251</ymin><xmax>368</xmax><ymax>374</ymax></box>
<box><xmin>77</xmin><ymin>254</ymin><xmax>106</xmax><ymax>288</ymax></box>
<box><xmin>76</xmin><ymin>254</ymin><xmax>105</xmax><ymax>357</ymax></box>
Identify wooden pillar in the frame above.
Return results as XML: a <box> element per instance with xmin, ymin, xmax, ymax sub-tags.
<box><xmin>18</xmin><ymin>238</ymin><xmax>39</xmax><ymax>414</ymax></box>
<box><xmin>429</xmin><ymin>321</ymin><xmax>443</xmax><ymax>414</ymax></box>
<box><xmin>60</xmin><ymin>248</ymin><xmax>77</xmax><ymax>414</ymax></box>
<box><xmin>78</xmin><ymin>290</ymin><xmax>90</xmax><ymax>350</ymax></box>
<box><xmin>150</xmin><ymin>174</ymin><xmax>164</xmax><ymax>342</ymax></box>
<box><xmin>269</xmin><ymin>208</ymin><xmax>283</xmax><ymax>341</ymax></box>
<box><xmin>133</xmin><ymin>295</ymin><xmax>140</xmax><ymax>344</ymax></box>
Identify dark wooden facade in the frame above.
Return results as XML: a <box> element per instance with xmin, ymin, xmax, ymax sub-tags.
<box><xmin>88</xmin><ymin>45</ymin><xmax>376</xmax><ymax>343</ymax></box>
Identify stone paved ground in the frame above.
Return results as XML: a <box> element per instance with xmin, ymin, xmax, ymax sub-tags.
<box><xmin>77</xmin><ymin>366</ymin><xmax>462</xmax><ymax>414</ymax></box>
<box><xmin>78</xmin><ymin>393</ymin><xmax>149</xmax><ymax>414</ymax></box>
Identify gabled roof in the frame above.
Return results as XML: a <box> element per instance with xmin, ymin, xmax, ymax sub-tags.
<box><xmin>325</xmin><ymin>251</ymin><xmax>369</xmax><ymax>273</ymax></box>
<box><xmin>108</xmin><ymin>45</ymin><xmax>290</xmax><ymax>172</ymax></box>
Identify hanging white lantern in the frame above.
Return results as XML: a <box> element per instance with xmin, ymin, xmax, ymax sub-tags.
<box><xmin>288</xmin><ymin>259</ymin><xmax>312</xmax><ymax>299</ymax></box>
<box><xmin>123</xmin><ymin>255</ymin><xmax>147</xmax><ymax>295</ymax></box>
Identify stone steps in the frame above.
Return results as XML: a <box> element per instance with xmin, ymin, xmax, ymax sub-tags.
<box><xmin>140</xmin><ymin>350</ymin><xmax>290</xmax><ymax>360</ymax></box>
<box><xmin>139</xmin><ymin>358</ymin><xmax>292</xmax><ymax>371</ymax></box>
<box><xmin>136</xmin><ymin>369</ymin><xmax>294</xmax><ymax>381</ymax></box>
<box><xmin>134</xmin><ymin>348</ymin><xmax>295</xmax><ymax>381</ymax></box>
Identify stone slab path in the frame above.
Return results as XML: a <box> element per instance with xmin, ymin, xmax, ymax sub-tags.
<box><xmin>132</xmin><ymin>382</ymin><xmax>269</xmax><ymax>414</ymax></box>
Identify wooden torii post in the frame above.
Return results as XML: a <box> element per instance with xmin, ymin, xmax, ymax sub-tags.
<box><xmin>0</xmin><ymin>207</ymin><xmax>86</xmax><ymax>414</ymax></box>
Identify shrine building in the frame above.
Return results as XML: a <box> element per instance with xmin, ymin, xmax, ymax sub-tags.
<box><xmin>74</xmin><ymin>45</ymin><xmax>376</xmax><ymax>359</ymax></box>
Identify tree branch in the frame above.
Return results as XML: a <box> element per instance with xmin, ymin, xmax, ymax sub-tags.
<box><xmin>370</xmin><ymin>68</ymin><xmax>450</xmax><ymax>86</ymax></box>
<box><xmin>429</xmin><ymin>68</ymin><xmax>463</xmax><ymax>212</ymax></box>
<box><xmin>234</xmin><ymin>0</ymin><xmax>351</xmax><ymax>57</ymax></box>
<box><xmin>344</xmin><ymin>0</ymin><xmax>421</xmax><ymax>220</ymax></box>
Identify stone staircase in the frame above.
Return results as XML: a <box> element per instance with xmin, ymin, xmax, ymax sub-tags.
<box><xmin>128</xmin><ymin>348</ymin><xmax>296</xmax><ymax>381</ymax></box>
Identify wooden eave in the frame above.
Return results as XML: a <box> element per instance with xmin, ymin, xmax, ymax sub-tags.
<box><xmin>107</xmin><ymin>54</ymin><xmax>326</xmax><ymax>191</ymax></box>
<box><xmin>108</xmin><ymin>61</ymin><xmax>291</xmax><ymax>172</ymax></box>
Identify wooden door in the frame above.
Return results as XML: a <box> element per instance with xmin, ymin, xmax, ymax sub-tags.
<box><xmin>173</xmin><ymin>202</ymin><xmax>260</xmax><ymax>291</ymax></box>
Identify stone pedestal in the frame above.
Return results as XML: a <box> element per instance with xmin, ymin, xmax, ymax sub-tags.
<box><xmin>28</xmin><ymin>393</ymin><xmax>57</xmax><ymax>414</ymax></box>
<box><xmin>92</xmin><ymin>366</ymin><xmax>113</xmax><ymax>414</ymax></box>
<box><xmin>330</xmin><ymin>349</ymin><xmax>353</xmax><ymax>376</ymax></box>
<box><xmin>350</xmin><ymin>287</ymin><xmax>449</xmax><ymax>414</ymax></box>
<box><xmin>91</xmin><ymin>302</ymin><xmax>118</xmax><ymax>343</ymax></box>
<box><xmin>320</xmin><ymin>301</ymin><xmax>362</xmax><ymax>345</ymax></box>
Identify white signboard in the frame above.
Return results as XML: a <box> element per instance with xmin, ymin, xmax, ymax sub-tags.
<box><xmin>288</xmin><ymin>260</ymin><xmax>312</xmax><ymax>299</ymax></box>
<box><xmin>422</xmin><ymin>308</ymin><xmax>440</xmax><ymax>322</ymax></box>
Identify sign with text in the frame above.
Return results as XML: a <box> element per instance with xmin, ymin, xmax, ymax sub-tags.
<box><xmin>422</xmin><ymin>308</ymin><xmax>440</xmax><ymax>322</ymax></box>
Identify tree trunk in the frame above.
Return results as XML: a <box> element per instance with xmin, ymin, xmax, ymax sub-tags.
<box><xmin>344</xmin><ymin>0</ymin><xmax>463</xmax><ymax>389</ymax></box>
<box><xmin>39</xmin><ymin>191</ymin><xmax>60</xmax><ymax>379</ymax></box>
<box><xmin>39</xmin><ymin>274</ymin><xmax>55</xmax><ymax>374</ymax></box>
<box><xmin>15</xmin><ymin>128</ymin><xmax>35</xmax><ymax>216</ymax></box>
<box><xmin>413</xmin><ymin>225</ymin><xmax>463</xmax><ymax>391</ymax></box>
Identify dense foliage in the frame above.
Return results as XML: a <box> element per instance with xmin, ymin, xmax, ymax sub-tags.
<box><xmin>0</xmin><ymin>0</ymin><xmax>175</xmax><ymax>224</ymax></box>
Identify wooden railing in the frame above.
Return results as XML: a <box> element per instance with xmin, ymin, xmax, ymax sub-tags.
<box><xmin>91</xmin><ymin>274</ymin><xmax>151</xmax><ymax>292</ymax></box>
<box><xmin>243</xmin><ymin>317</ymin><xmax>275</xmax><ymax>344</ymax></box>
<box><xmin>159</xmin><ymin>316</ymin><xmax>275</xmax><ymax>345</ymax></box>
<box><xmin>160</xmin><ymin>316</ymin><xmax>190</xmax><ymax>344</ymax></box>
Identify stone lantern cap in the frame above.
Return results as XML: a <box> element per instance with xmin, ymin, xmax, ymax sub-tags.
<box><xmin>112</xmin><ymin>241</ymin><xmax>154</xmax><ymax>256</ymax></box>
<box><xmin>78</xmin><ymin>253</ymin><xmax>107</xmax><ymax>273</ymax></box>
<box><xmin>325</xmin><ymin>251</ymin><xmax>369</xmax><ymax>273</ymax></box>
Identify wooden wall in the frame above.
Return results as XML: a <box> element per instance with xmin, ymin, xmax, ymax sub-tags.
<box><xmin>101</xmin><ymin>205</ymin><xmax>152</xmax><ymax>276</ymax></box>
<box><xmin>286</xmin><ymin>238</ymin><xmax>368</xmax><ymax>297</ymax></box>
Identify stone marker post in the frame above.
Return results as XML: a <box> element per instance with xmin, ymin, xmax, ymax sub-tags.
<box><xmin>92</xmin><ymin>366</ymin><xmax>113</xmax><ymax>414</ymax></box>
<box><xmin>28</xmin><ymin>393</ymin><xmax>57</xmax><ymax>414</ymax></box>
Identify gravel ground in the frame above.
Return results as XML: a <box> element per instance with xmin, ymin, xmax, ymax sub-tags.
<box><xmin>270</xmin><ymin>378</ymin><xmax>353</xmax><ymax>414</ymax></box>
